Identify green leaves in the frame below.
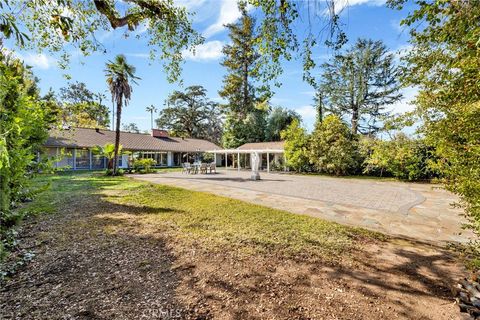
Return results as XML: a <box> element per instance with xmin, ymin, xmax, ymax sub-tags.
<box><xmin>219</xmin><ymin>4</ymin><xmax>269</xmax><ymax>147</ymax></box>
<box><xmin>0</xmin><ymin>52</ymin><xmax>57</xmax><ymax>219</ymax></box>
<box><xmin>265</xmin><ymin>106</ymin><xmax>301</xmax><ymax>142</ymax></box>
<box><xmin>281</xmin><ymin>119</ymin><xmax>310</xmax><ymax>172</ymax></box>
<box><xmin>363</xmin><ymin>134</ymin><xmax>433</xmax><ymax>181</ymax></box>
<box><xmin>390</xmin><ymin>1</ymin><xmax>480</xmax><ymax>234</ymax></box>
<box><xmin>1</xmin><ymin>0</ymin><xmax>201</xmax><ymax>82</ymax></box>
<box><xmin>156</xmin><ymin>85</ymin><xmax>223</xmax><ymax>144</ymax></box>
<box><xmin>309</xmin><ymin>115</ymin><xmax>357</xmax><ymax>176</ymax></box>
<box><xmin>318</xmin><ymin>38</ymin><xmax>402</xmax><ymax>135</ymax></box>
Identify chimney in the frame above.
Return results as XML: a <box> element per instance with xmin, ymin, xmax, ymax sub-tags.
<box><xmin>151</xmin><ymin>129</ymin><xmax>169</xmax><ymax>138</ymax></box>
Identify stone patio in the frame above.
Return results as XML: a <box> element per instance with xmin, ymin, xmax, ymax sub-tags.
<box><xmin>131</xmin><ymin>170</ymin><xmax>474</xmax><ymax>244</ymax></box>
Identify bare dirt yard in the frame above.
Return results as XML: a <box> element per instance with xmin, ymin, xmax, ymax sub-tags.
<box><xmin>0</xmin><ymin>173</ymin><xmax>470</xmax><ymax>319</ymax></box>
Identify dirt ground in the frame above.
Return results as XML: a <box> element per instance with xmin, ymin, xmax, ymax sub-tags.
<box><xmin>0</xmin><ymin>184</ymin><xmax>469</xmax><ymax>320</ymax></box>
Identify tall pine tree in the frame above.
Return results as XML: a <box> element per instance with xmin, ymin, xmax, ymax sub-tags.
<box><xmin>219</xmin><ymin>2</ymin><xmax>269</xmax><ymax>148</ymax></box>
<box><xmin>319</xmin><ymin>39</ymin><xmax>402</xmax><ymax>135</ymax></box>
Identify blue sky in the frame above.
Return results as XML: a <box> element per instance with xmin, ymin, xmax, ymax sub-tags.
<box><xmin>11</xmin><ymin>0</ymin><xmax>416</xmax><ymax>133</ymax></box>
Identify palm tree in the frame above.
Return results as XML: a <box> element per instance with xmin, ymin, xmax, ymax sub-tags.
<box><xmin>146</xmin><ymin>104</ymin><xmax>157</xmax><ymax>130</ymax></box>
<box><xmin>104</xmin><ymin>54</ymin><xmax>139</xmax><ymax>175</ymax></box>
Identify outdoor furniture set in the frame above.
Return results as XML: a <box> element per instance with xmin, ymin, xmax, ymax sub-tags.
<box><xmin>182</xmin><ymin>162</ymin><xmax>217</xmax><ymax>174</ymax></box>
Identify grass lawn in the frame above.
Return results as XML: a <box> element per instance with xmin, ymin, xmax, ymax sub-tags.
<box><xmin>27</xmin><ymin>171</ymin><xmax>381</xmax><ymax>261</ymax></box>
<box><xmin>1</xmin><ymin>172</ymin><xmax>463</xmax><ymax>319</ymax></box>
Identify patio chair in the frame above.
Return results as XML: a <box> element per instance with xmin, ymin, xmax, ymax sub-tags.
<box><xmin>199</xmin><ymin>162</ymin><xmax>208</xmax><ymax>174</ymax></box>
<box><xmin>182</xmin><ymin>162</ymin><xmax>192</xmax><ymax>174</ymax></box>
<box><xmin>209</xmin><ymin>162</ymin><xmax>216</xmax><ymax>174</ymax></box>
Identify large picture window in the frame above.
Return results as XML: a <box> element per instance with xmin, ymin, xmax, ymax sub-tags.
<box><xmin>75</xmin><ymin>149</ymin><xmax>90</xmax><ymax>169</ymax></box>
<box><xmin>92</xmin><ymin>155</ymin><xmax>106</xmax><ymax>169</ymax></box>
<box><xmin>134</xmin><ymin>151</ymin><xmax>168</xmax><ymax>167</ymax></box>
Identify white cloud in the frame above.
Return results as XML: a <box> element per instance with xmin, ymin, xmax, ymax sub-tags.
<box><xmin>135</xmin><ymin>23</ymin><xmax>149</xmax><ymax>34</ymax></box>
<box><xmin>395</xmin><ymin>44</ymin><xmax>413</xmax><ymax>58</ymax></box>
<box><xmin>203</xmin><ymin>0</ymin><xmax>249</xmax><ymax>38</ymax></box>
<box><xmin>390</xmin><ymin>43</ymin><xmax>413</xmax><ymax>63</ymax></box>
<box><xmin>211</xmin><ymin>96</ymin><xmax>224</xmax><ymax>102</ymax></box>
<box><xmin>174</xmin><ymin>0</ymin><xmax>206</xmax><ymax>9</ymax></box>
<box><xmin>295</xmin><ymin>105</ymin><xmax>317</xmax><ymax>120</ymax></box>
<box><xmin>300</xmin><ymin>91</ymin><xmax>316</xmax><ymax>97</ymax></box>
<box><xmin>17</xmin><ymin>52</ymin><xmax>56</xmax><ymax>70</ymax></box>
<box><xmin>390</xmin><ymin>19</ymin><xmax>404</xmax><ymax>34</ymax></box>
<box><xmin>126</xmin><ymin>53</ymin><xmax>151</xmax><ymax>59</ymax></box>
<box><xmin>327</xmin><ymin>0</ymin><xmax>385</xmax><ymax>15</ymax></box>
<box><xmin>388</xmin><ymin>86</ymin><xmax>418</xmax><ymax>114</ymax></box>
<box><xmin>183</xmin><ymin>40</ymin><xmax>224</xmax><ymax>61</ymax></box>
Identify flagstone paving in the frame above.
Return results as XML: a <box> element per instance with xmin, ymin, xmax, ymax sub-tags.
<box><xmin>131</xmin><ymin>170</ymin><xmax>474</xmax><ymax>244</ymax></box>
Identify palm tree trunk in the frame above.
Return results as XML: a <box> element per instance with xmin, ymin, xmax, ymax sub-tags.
<box><xmin>113</xmin><ymin>97</ymin><xmax>122</xmax><ymax>175</ymax></box>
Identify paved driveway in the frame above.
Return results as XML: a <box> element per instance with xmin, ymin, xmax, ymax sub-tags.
<box><xmin>131</xmin><ymin>170</ymin><xmax>473</xmax><ymax>243</ymax></box>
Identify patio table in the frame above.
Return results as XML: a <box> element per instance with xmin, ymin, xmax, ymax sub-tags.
<box><xmin>191</xmin><ymin>163</ymin><xmax>201</xmax><ymax>174</ymax></box>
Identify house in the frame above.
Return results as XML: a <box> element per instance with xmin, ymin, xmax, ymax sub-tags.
<box><xmin>44</xmin><ymin>127</ymin><xmax>223</xmax><ymax>170</ymax></box>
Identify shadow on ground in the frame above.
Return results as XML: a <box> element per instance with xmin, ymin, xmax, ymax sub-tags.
<box><xmin>0</xmin><ymin>175</ymin><xmax>465</xmax><ymax>320</ymax></box>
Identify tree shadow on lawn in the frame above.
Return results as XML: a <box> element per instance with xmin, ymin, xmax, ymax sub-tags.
<box><xmin>90</xmin><ymin>197</ymin><xmax>465</xmax><ymax>319</ymax></box>
<box><xmin>1</xmin><ymin>175</ymin><xmax>466</xmax><ymax>320</ymax></box>
<box><xmin>172</xmin><ymin>237</ymin><xmax>464</xmax><ymax>319</ymax></box>
<box><xmin>0</xmin><ymin>190</ymin><xmax>199</xmax><ymax>319</ymax></box>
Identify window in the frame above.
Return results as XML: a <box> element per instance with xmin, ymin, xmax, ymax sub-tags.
<box><xmin>135</xmin><ymin>151</ymin><xmax>168</xmax><ymax>166</ymax></box>
<box><xmin>173</xmin><ymin>153</ymin><xmax>181</xmax><ymax>166</ymax></box>
<box><xmin>160</xmin><ymin>152</ymin><xmax>168</xmax><ymax>166</ymax></box>
<box><xmin>75</xmin><ymin>149</ymin><xmax>90</xmax><ymax>169</ymax></box>
<box><xmin>92</xmin><ymin>155</ymin><xmax>106</xmax><ymax>169</ymax></box>
<box><xmin>64</xmin><ymin>148</ymin><xmax>75</xmax><ymax>168</ymax></box>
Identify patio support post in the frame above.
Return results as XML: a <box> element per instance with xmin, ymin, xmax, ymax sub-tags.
<box><xmin>89</xmin><ymin>149</ymin><xmax>92</xmax><ymax>170</ymax></box>
<box><xmin>237</xmin><ymin>152</ymin><xmax>240</xmax><ymax>171</ymax></box>
<box><xmin>56</xmin><ymin>147</ymin><xmax>59</xmax><ymax>168</ymax></box>
<box><xmin>267</xmin><ymin>152</ymin><xmax>270</xmax><ymax>173</ymax></box>
<box><xmin>73</xmin><ymin>149</ymin><xmax>76</xmax><ymax>170</ymax></box>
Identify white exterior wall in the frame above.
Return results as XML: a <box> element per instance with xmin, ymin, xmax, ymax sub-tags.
<box><xmin>167</xmin><ymin>152</ymin><xmax>173</xmax><ymax>167</ymax></box>
<box><xmin>119</xmin><ymin>154</ymin><xmax>129</xmax><ymax>169</ymax></box>
<box><xmin>215</xmin><ymin>154</ymin><xmax>222</xmax><ymax>166</ymax></box>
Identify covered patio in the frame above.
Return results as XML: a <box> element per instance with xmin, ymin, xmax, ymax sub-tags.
<box><xmin>207</xmin><ymin>141</ymin><xmax>286</xmax><ymax>173</ymax></box>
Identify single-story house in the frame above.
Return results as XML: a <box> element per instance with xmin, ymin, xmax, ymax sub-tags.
<box><xmin>44</xmin><ymin>127</ymin><xmax>223</xmax><ymax>170</ymax></box>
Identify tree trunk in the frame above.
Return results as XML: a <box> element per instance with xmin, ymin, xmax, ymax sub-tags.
<box><xmin>243</xmin><ymin>53</ymin><xmax>248</xmax><ymax>118</ymax></box>
<box><xmin>113</xmin><ymin>97</ymin><xmax>122</xmax><ymax>175</ymax></box>
<box><xmin>0</xmin><ymin>164</ymin><xmax>9</xmax><ymax>213</ymax></box>
<box><xmin>351</xmin><ymin>106</ymin><xmax>359</xmax><ymax>135</ymax></box>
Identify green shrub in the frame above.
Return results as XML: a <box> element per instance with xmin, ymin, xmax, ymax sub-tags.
<box><xmin>281</xmin><ymin>119</ymin><xmax>310</xmax><ymax>172</ymax></box>
<box><xmin>202</xmin><ymin>153</ymin><xmax>214</xmax><ymax>163</ymax></box>
<box><xmin>363</xmin><ymin>133</ymin><xmax>435</xmax><ymax>181</ymax></box>
<box><xmin>0</xmin><ymin>52</ymin><xmax>57</xmax><ymax>262</ymax></box>
<box><xmin>105</xmin><ymin>168</ymin><xmax>125</xmax><ymax>176</ymax></box>
<box><xmin>309</xmin><ymin>115</ymin><xmax>358</xmax><ymax>176</ymax></box>
<box><xmin>132</xmin><ymin>158</ymin><xmax>156</xmax><ymax>173</ymax></box>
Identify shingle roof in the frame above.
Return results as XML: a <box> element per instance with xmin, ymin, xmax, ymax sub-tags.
<box><xmin>237</xmin><ymin>141</ymin><xmax>284</xmax><ymax>150</ymax></box>
<box><xmin>45</xmin><ymin>127</ymin><xmax>223</xmax><ymax>153</ymax></box>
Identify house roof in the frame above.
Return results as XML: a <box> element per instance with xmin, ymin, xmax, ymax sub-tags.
<box><xmin>45</xmin><ymin>127</ymin><xmax>223</xmax><ymax>153</ymax></box>
<box><xmin>237</xmin><ymin>141</ymin><xmax>285</xmax><ymax>151</ymax></box>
